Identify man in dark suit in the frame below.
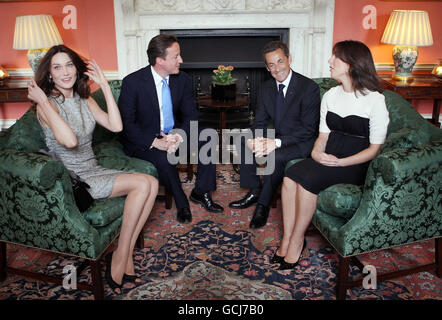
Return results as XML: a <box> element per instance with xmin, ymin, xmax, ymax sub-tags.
<box><xmin>229</xmin><ymin>41</ymin><xmax>320</xmax><ymax>229</ymax></box>
<box><xmin>118</xmin><ymin>34</ymin><xmax>223</xmax><ymax>224</ymax></box>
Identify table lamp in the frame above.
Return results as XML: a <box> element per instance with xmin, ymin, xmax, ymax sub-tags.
<box><xmin>381</xmin><ymin>10</ymin><xmax>433</xmax><ymax>82</ymax></box>
<box><xmin>13</xmin><ymin>14</ymin><xmax>63</xmax><ymax>73</ymax></box>
<box><xmin>0</xmin><ymin>65</ymin><xmax>9</xmax><ymax>85</ymax></box>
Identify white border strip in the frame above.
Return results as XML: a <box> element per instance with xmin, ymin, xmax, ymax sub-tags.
<box><xmin>0</xmin><ymin>119</ymin><xmax>17</xmax><ymax>131</ymax></box>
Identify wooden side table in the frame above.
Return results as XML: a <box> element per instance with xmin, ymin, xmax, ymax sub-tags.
<box><xmin>0</xmin><ymin>82</ymin><xmax>29</xmax><ymax>103</ymax></box>
<box><xmin>196</xmin><ymin>95</ymin><xmax>250</xmax><ymax>162</ymax></box>
<box><xmin>379</xmin><ymin>74</ymin><xmax>441</xmax><ymax>127</ymax></box>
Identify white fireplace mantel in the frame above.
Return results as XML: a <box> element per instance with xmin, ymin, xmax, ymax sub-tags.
<box><xmin>113</xmin><ymin>0</ymin><xmax>335</xmax><ymax>79</ymax></box>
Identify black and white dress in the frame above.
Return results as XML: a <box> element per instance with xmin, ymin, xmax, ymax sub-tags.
<box><xmin>285</xmin><ymin>85</ymin><xmax>389</xmax><ymax>194</ymax></box>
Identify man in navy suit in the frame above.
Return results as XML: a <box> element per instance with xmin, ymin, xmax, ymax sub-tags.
<box><xmin>118</xmin><ymin>34</ymin><xmax>223</xmax><ymax>223</ymax></box>
<box><xmin>229</xmin><ymin>41</ymin><xmax>321</xmax><ymax>229</ymax></box>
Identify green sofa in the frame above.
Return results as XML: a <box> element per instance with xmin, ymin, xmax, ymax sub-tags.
<box><xmin>0</xmin><ymin>80</ymin><xmax>158</xmax><ymax>299</ymax></box>
<box><xmin>287</xmin><ymin>78</ymin><xmax>442</xmax><ymax>299</ymax></box>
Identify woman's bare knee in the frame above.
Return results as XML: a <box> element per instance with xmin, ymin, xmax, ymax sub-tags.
<box><xmin>282</xmin><ymin>177</ymin><xmax>297</xmax><ymax>191</ymax></box>
<box><xmin>146</xmin><ymin>175</ymin><xmax>159</xmax><ymax>195</ymax></box>
<box><xmin>133</xmin><ymin>173</ymin><xmax>159</xmax><ymax>197</ymax></box>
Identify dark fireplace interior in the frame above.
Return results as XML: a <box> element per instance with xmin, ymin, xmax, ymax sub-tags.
<box><xmin>161</xmin><ymin>29</ymin><xmax>289</xmax><ymax>129</ymax></box>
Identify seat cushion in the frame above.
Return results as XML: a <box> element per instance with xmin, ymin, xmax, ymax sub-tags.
<box><xmin>317</xmin><ymin>184</ymin><xmax>363</xmax><ymax>220</ymax></box>
<box><xmin>83</xmin><ymin>196</ymin><xmax>125</xmax><ymax>227</ymax></box>
<box><xmin>3</xmin><ymin>108</ymin><xmax>47</xmax><ymax>152</ymax></box>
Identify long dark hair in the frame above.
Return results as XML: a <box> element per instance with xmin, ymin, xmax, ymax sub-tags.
<box><xmin>333</xmin><ymin>40</ymin><xmax>382</xmax><ymax>95</ymax></box>
<box><xmin>147</xmin><ymin>34</ymin><xmax>178</xmax><ymax>66</ymax></box>
<box><xmin>34</xmin><ymin>45</ymin><xmax>90</xmax><ymax>100</ymax></box>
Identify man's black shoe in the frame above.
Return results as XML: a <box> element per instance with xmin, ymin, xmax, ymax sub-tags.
<box><xmin>249</xmin><ymin>204</ymin><xmax>270</xmax><ymax>229</ymax></box>
<box><xmin>189</xmin><ymin>189</ymin><xmax>224</xmax><ymax>213</ymax></box>
<box><xmin>229</xmin><ymin>191</ymin><xmax>260</xmax><ymax>209</ymax></box>
<box><xmin>177</xmin><ymin>207</ymin><xmax>192</xmax><ymax>223</ymax></box>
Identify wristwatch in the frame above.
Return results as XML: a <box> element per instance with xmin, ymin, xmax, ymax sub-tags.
<box><xmin>275</xmin><ymin>139</ymin><xmax>282</xmax><ymax>148</ymax></box>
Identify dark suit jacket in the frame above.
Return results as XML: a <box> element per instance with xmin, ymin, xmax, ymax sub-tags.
<box><xmin>253</xmin><ymin>70</ymin><xmax>320</xmax><ymax>157</ymax></box>
<box><xmin>118</xmin><ymin>66</ymin><xmax>198</xmax><ymax>156</ymax></box>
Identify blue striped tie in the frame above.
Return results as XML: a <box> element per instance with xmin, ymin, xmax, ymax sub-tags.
<box><xmin>162</xmin><ymin>78</ymin><xmax>174</xmax><ymax>134</ymax></box>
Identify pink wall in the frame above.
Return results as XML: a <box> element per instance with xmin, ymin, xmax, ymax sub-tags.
<box><xmin>1</xmin><ymin>0</ymin><xmax>441</xmax><ymax>120</ymax></box>
<box><xmin>333</xmin><ymin>0</ymin><xmax>442</xmax><ymax>115</ymax></box>
<box><xmin>0</xmin><ymin>0</ymin><xmax>117</xmax><ymax>120</ymax></box>
<box><xmin>334</xmin><ymin>0</ymin><xmax>442</xmax><ymax>64</ymax></box>
<box><xmin>0</xmin><ymin>0</ymin><xmax>117</xmax><ymax>70</ymax></box>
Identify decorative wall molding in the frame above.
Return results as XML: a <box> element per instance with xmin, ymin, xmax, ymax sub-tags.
<box><xmin>134</xmin><ymin>0</ymin><xmax>314</xmax><ymax>13</ymax></box>
<box><xmin>114</xmin><ymin>0</ymin><xmax>335</xmax><ymax>79</ymax></box>
<box><xmin>6</xmin><ymin>64</ymin><xmax>436</xmax><ymax>83</ymax></box>
<box><xmin>6</xmin><ymin>69</ymin><xmax>120</xmax><ymax>85</ymax></box>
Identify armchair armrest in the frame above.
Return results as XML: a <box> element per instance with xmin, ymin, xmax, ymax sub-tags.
<box><xmin>0</xmin><ymin>148</ymin><xmax>65</xmax><ymax>189</ymax></box>
<box><xmin>94</xmin><ymin>140</ymin><xmax>159</xmax><ymax>178</ymax></box>
<box><xmin>373</xmin><ymin>141</ymin><xmax>442</xmax><ymax>185</ymax></box>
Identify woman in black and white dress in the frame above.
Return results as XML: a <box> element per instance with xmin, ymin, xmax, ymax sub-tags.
<box><xmin>272</xmin><ymin>40</ymin><xmax>390</xmax><ymax>270</ymax></box>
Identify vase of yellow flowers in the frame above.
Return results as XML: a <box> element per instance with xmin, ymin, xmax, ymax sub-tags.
<box><xmin>211</xmin><ymin>65</ymin><xmax>237</xmax><ymax>101</ymax></box>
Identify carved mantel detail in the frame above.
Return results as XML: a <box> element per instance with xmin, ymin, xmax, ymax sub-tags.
<box><xmin>114</xmin><ymin>0</ymin><xmax>335</xmax><ymax>79</ymax></box>
<box><xmin>134</xmin><ymin>0</ymin><xmax>313</xmax><ymax>13</ymax></box>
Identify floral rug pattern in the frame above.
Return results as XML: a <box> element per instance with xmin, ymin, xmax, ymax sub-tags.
<box><xmin>0</xmin><ymin>165</ymin><xmax>440</xmax><ymax>300</ymax></box>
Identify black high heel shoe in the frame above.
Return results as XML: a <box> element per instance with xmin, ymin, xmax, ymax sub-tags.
<box><xmin>278</xmin><ymin>239</ymin><xmax>307</xmax><ymax>271</ymax></box>
<box><xmin>270</xmin><ymin>252</ymin><xmax>285</xmax><ymax>264</ymax></box>
<box><xmin>123</xmin><ymin>273</ymin><xmax>142</xmax><ymax>284</ymax></box>
<box><xmin>105</xmin><ymin>252</ymin><xmax>122</xmax><ymax>294</ymax></box>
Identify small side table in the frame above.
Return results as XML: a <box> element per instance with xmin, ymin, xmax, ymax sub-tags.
<box><xmin>380</xmin><ymin>74</ymin><xmax>441</xmax><ymax>127</ymax></box>
<box><xmin>196</xmin><ymin>95</ymin><xmax>251</xmax><ymax>162</ymax></box>
<box><xmin>0</xmin><ymin>82</ymin><xmax>29</xmax><ymax>103</ymax></box>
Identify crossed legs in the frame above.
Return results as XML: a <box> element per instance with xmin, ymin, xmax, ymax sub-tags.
<box><xmin>107</xmin><ymin>173</ymin><xmax>158</xmax><ymax>292</ymax></box>
<box><xmin>278</xmin><ymin>177</ymin><xmax>318</xmax><ymax>264</ymax></box>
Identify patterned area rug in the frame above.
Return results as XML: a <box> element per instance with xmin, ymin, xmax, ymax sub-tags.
<box><xmin>0</xmin><ymin>165</ymin><xmax>440</xmax><ymax>300</ymax></box>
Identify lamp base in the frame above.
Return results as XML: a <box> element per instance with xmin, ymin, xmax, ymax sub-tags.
<box><xmin>392</xmin><ymin>74</ymin><xmax>414</xmax><ymax>83</ymax></box>
<box><xmin>27</xmin><ymin>48</ymin><xmax>50</xmax><ymax>73</ymax></box>
<box><xmin>392</xmin><ymin>45</ymin><xmax>418</xmax><ymax>83</ymax></box>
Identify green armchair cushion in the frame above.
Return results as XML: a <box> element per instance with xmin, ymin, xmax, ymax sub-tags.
<box><xmin>94</xmin><ymin>140</ymin><xmax>159</xmax><ymax>179</ymax></box>
<box><xmin>3</xmin><ymin>108</ymin><xmax>47</xmax><ymax>153</ymax></box>
<box><xmin>381</xmin><ymin>127</ymin><xmax>432</xmax><ymax>153</ymax></box>
<box><xmin>313</xmin><ymin>78</ymin><xmax>340</xmax><ymax>98</ymax></box>
<box><xmin>83</xmin><ymin>196</ymin><xmax>125</xmax><ymax>227</ymax></box>
<box><xmin>0</xmin><ymin>149</ymin><xmax>64</xmax><ymax>190</ymax></box>
<box><xmin>375</xmin><ymin>141</ymin><xmax>442</xmax><ymax>185</ymax></box>
<box><xmin>317</xmin><ymin>184</ymin><xmax>363</xmax><ymax>221</ymax></box>
<box><xmin>91</xmin><ymin>80</ymin><xmax>122</xmax><ymax>145</ymax></box>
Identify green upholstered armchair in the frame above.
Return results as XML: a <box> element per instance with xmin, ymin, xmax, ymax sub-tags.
<box><xmin>0</xmin><ymin>81</ymin><xmax>158</xmax><ymax>299</ymax></box>
<box><xmin>286</xmin><ymin>78</ymin><xmax>442</xmax><ymax>299</ymax></box>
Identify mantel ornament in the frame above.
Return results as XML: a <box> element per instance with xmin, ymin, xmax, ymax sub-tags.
<box><xmin>134</xmin><ymin>0</ymin><xmax>313</xmax><ymax>13</ymax></box>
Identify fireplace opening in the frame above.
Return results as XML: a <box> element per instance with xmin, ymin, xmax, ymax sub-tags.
<box><xmin>162</xmin><ymin>28</ymin><xmax>289</xmax><ymax>129</ymax></box>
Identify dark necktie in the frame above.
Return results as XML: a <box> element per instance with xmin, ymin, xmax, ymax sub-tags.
<box><xmin>274</xmin><ymin>83</ymin><xmax>285</xmax><ymax>132</ymax></box>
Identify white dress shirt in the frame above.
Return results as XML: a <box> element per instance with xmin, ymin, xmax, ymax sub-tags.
<box><xmin>275</xmin><ymin>69</ymin><xmax>292</xmax><ymax>97</ymax></box>
<box><xmin>273</xmin><ymin>70</ymin><xmax>293</xmax><ymax>148</ymax></box>
<box><xmin>151</xmin><ymin>66</ymin><xmax>169</xmax><ymax>132</ymax></box>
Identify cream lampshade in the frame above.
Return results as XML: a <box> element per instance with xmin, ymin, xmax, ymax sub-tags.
<box><xmin>13</xmin><ymin>14</ymin><xmax>63</xmax><ymax>73</ymax></box>
<box><xmin>381</xmin><ymin>10</ymin><xmax>433</xmax><ymax>82</ymax></box>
